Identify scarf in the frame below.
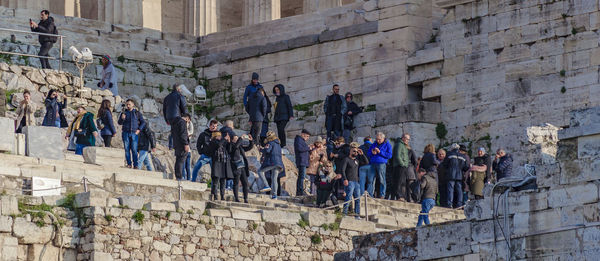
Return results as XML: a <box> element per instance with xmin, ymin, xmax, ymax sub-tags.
<box><xmin>67</xmin><ymin>110</ymin><xmax>86</xmax><ymax>136</ymax></box>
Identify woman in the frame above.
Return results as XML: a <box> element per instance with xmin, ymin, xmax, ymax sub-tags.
<box><xmin>471</xmin><ymin>147</ymin><xmax>492</xmax><ymax>199</ymax></box>
<box><xmin>436</xmin><ymin>149</ymin><xmax>447</xmax><ymax>206</ymax></box>
<box><xmin>229</xmin><ymin>134</ymin><xmax>254</xmax><ymax>203</ymax></box>
<box><xmin>259</xmin><ymin>88</ymin><xmax>272</xmax><ymax>146</ymax></box>
<box><xmin>15</xmin><ymin>90</ymin><xmax>36</xmax><ymax>133</ymax></box>
<box><xmin>257</xmin><ymin>131</ymin><xmax>284</xmax><ymax>199</ymax></box>
<box><xmin>42</xmin><ymin>89</ymin><xmax>67</xmax><ymax>127</ymax></box>
<box><xmin>66</xmin><ymin>106</ymin><xmax>98</xmax><ymax>155</ymax></box>
<box><xmin>97</xmin><ymin>100</ymin><xmax>116</xmax><ymax>147</ymax></box>
<box><xmin>405</xmin><ymin>145</ymin><xmax>418</xmax><ymax>202</ymax></box>
<box><xmin>307</xmin><ymin>137</ymin><xmax>327</xmax><ymax>195</ymax></box>
<box><xmin>207</xmin><ymin>132</ymin><xmax>233</xmax><ymax>200</ymax></box>
<box><xmin>272</xmin><ymin>84</ymin><xmax>293</xmax><ymax>147</ymax></box>
<box><xmin>420</xmin><ymin>144</ymin><xmax>439</xmax><ymax>174</ymax></box>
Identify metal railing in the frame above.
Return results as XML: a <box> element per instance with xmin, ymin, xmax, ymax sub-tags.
<box><xmin>0</xmin><ymin>27</ymin><xmax>64</xmax><ymax>71</ymax></box>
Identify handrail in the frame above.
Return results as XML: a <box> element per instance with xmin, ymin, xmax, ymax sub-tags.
<box><xmin>0</xmin><ymin>27</ymin><xmax>65</xmax><ymax>71</ymax></box>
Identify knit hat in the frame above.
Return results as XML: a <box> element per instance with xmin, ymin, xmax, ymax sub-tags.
<box><xmin>459</xmin><ymin>144</ymin><xmax>468</xmax><ymax>151</ymax></box>
<box><xmin>102</xmin><ymin>55</ymin><xmax>111</xmax><ymax>62</ymax></box>
<box><xmin>314</xmin><ymin>136</ymin><xmax>324</xmax><ymax>144</ymax></box>
<box><xmin>252</xmin><ymin>72</ymin><xmax>259</xmax><ymax>80</ymax></box>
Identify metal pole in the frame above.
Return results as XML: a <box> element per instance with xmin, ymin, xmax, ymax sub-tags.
<box><xmin>59</xmin><ymin>36</ymin><xmax>63</xmax><ymax>71</ymax></box>
<box><xmin>364</xmin><ymin>192</ymin><xmax>368</xmax><ymax>221</ymax></box>
<box><xmin>83</xmin><ymin>177</ymin><xmax>88</xmax><ymax>192</ymax></box>
<box><xmin>178</xmin><ymin>182</ymin><xmax>183</xmax><ymax>200</ymax></box>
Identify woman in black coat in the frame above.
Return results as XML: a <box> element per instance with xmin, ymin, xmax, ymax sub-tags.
<box><xmin>207</xmin><ymin>132</ymin><xmax>233</xmax><ymax>200</ymax></box>
<box><xmin>273</xmin><ymin>84</ymin><xmax>293</xmax><ymax>147</ymax></box>
<box><xmin>229</xmin><ymin>135</ymin><xmax>254</xmax><ymax>203</ymax></box>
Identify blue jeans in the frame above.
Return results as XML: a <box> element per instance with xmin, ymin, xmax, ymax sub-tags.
<box><xmin>446</xmin><ymin>180</ymin><xmax>463</xmax><ymax>208</ymax></box>
<box><xmin>296</xmin><ymin>165</ymin><xmax>306</xmax><ymax>195</ymax></box>
<box><xmin>417</xmin><ymin>198</ymin><xmax>435</xmax><ymax>227</ymax></box>
<box><xmin>54</xmin><ymin>120</ymin><xmax>61</xmax><ymax>128</ymax></box>
<box><xmin>226</xmin><ymin>179</ymin><xmax>233</xmax><ymax>190</ymax></box>
<box><xmin>191</xmin><ymin>155</ymin><xmax>211</xmax><ymax>182</ymax></box>
<box><xmin>343</xmin><ymin>181</ymin><xmax>361</xmax><ymax>215</ymax></box>
<box><xmin>359</xmin><ymin>165</ymin><xmax>370</xmax><ymax>196</ymax></box>
<box><xmin>138</xmin><ymin>150</ymin><xmax>153</xmax><ymax>171</ymax></box>
<box><xmin>367</xmin><ymin>164</ymin><xmax>387</xmax><ymax>198</ymax></box>
<box><xmin>182</xmin><ymin>152</ymin><xmax>191</xmax><ymax>180</ymax></box>
<box><xmin>75</xmin><ymin>144</ymin><xmax>86</xmax><ymax>155</ymax></box>
<box><xmin>258</xmin><ymin>166</ymin><xmax>280</xmax><ymax>197</ymax></box>
<box><xmin>122</xmin><ymin>132</ymin><xmax>139</xmax><ymax>167</ymax></box>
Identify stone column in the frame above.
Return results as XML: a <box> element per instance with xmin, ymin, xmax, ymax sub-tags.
<box><xmin>303</xmin><ymin>0</ymin><xmax>341</xmax><ymax>13</ymax></box>
<box><xmin>243</xmin><ymin>0</ymin><xmax>281</xmax><ymax>26</ymax></box>
<box><xmin>184</xmin><ymin>0</ymin><xmax>218</xmax><ymax>36</ymax></box>
<box><xmin>103</xmin><ymin>0</ymin><xmax>143</xmax><ymax>26</ymax></box>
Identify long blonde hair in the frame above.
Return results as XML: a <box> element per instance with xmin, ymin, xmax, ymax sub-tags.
<box><xmin>424</xmin><ymin>144</ymin><xmax>435</xmax><ymax>154</ymax></box>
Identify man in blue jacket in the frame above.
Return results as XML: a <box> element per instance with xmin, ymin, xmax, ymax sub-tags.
<box><xmin>367</xmin><ymin>132</ymin><xmax>392</xmax><ymax>198</ymax></box>
<box><xmin>442</xmin><ymin>144</ymin><xmax>470</xmax><ymax>208</ymax></box>
<box><xmin>493</xmin><ymin>149</ymin><xmax>513</xmax><ymax>181</ymax></box>
<box><xmin>246</xmin><ymin>88</ymin><xmax>268</xmax><ymax>145</ymax></box>
<box><xmin>118</xmin><ymin>99</ymin><xmax>146</xmax><ymax>168</ymax></box>
<box><xmin>294</xmin><ymin>129</ymin><xmax>312</xmax><ymax>196</ymax></box>
<box><xmin>243</xmin><ymin>72</ymin><xmax>263</xmax><ymax>108</ymax></box>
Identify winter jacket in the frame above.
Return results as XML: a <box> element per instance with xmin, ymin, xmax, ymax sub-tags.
<box><xmin>100</xmin><ymin>62</ymin><xmax>118</xmax><ymax>96</ymax></box>
<box><xmin>294</xmin><ymin>135</ymin><xmax>310</xmax><ymax>167</ymax></box>
<box><xmin>474</xmin><ymin>154</ymin><xmax>493</xmax><ymax>182</ymax></box>
<box><xmin>207</xmin><ymin>138</ymin><xmax>233</xmax><ymax>179</ymax></box>
<box><xmin>162</xmin><ymin>90</ymin><xmax>187</xmax><ymax>124</ymax></box>
<box><xmin>420</xmin><ymin>152</ymin><xmax>439</xmax><ymax>172</ymax></box>
<box><xmin>118</xmin><ymin>109</ymin><xmax>146</xmax><ymax>133</ymax></box>
<box><xmin>420</xmin><ymin>171</ymin><xmax>438</xmax><ymax>200</ymax></box>
<box><xmin>359</xmin><ymin>141</ymin><xmax>372</xmax><ymax>156</ymax></box>
<box><xmin>367</xmin><ymin>140</ymin><xmax>392</xmax><ymax>165</ymax></box>
<box><xmin>442</xmin><ymin>149</ymin><xmax>470</xmax><ymax>181</ymax></box>
<box><xmin>341</xmin><ymin>154</ymin><xmax>369</xmax><ymax>182</ymax></box>
<box><xmin>246</xmin><ymin>90</ymin><xmax>268</xmax><ymax>122</ymax></box>
<box><xmin>196</xmin><ymin>128</ymin><xmax>214</xmax><ymax>155</ymax></box>
<box><xmin>344</xmin><ymin>101</ymin><xmax>362</xmax><ymax>130</ymax></box>
<box><xmin>332</xmin><ymin>144</ymin><xmax>351</xmax><ymax>174</ymax></box>
<box><xmin>31</xmin><ymin>17</ymin><xmax>57</xmax><ymax>43</ymax></box>
<box><xmin>98</xmin><ymin>108</ymin><xmax>116</xmax><ymax>136</ymax></box>
<box><xmin>243</xmin><ymin>83</ymin><xmax>263</xmax><ymax>107</ymax></box>
<box><xmin>391</xmin><ymin>139</ymin><xmax>409</xmax><ymax>168</ymax></box>
<box><xmin>273</xmin><ymin>84</ymin><xmax>294</xmax><ymax>122</ymax></box>
<box><xmin>307</xmin><ymin>146</ymin><xmax>327</xmax><ymax>175</ymax></box>
<box><xmin>138</xmin><ymin>126</ymin><xmax>156</xmax><ymax>151</ymax></box>
<box><xmin>15</xmin><ymin>101</ymin><xmax>36</xmax><ymax>129</ymax></box>
<box><xmin>260</xmin><ymin>139</ymin><xmax>284</xmax><ymax>170</ymax></box>
<box><xmin>71</xmin><ymin>112</ymin><xmax>97</xmax><ymax>146</ymax></box>
<box><xmin>493</xmin><ymin>154</ymin><xmax>513</xmax><ymax>180</ymax></box>
<box><xmin>171</xmin><ymin>117</ymin><xmax>189</xmax><ymax>152</ymax></box>
<box><xmin>323</xmin><ymin>94</ymin><xmax>347</xmax><ymax>117</ymax></box>
<box><xmin>42</xmin><ymin>97</ymin><xmax>66</xmax><ymax>126</ymax></box>
<box><xmin>230</xmin><ymin>137</ymin><xmax>254</xmax><ymax>170</ymax></box>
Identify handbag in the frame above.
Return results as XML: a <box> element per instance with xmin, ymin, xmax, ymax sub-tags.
<box><xmin>96</xmin><ymin>118</ymin><xmax>105</xmax><ymax>130</ymax></box>
<box><xmin>67</xmin><ymin>131</ymin><xmax>76</xmax><ymax>151</ymax></box>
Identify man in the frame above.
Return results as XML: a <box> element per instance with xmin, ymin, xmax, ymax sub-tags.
<box><xmin>341</xmin><ymin>142</ymin><xmax>369</xmax><ymax>218</ymax></box>
<box><xmin>163</xmin><ymin>84</ymin><xmax>188</xmax><ymax>125</ymax></box>
<box><xmin>459</xmin><ymin>144</ymin><xmax>471</xmax><ymax>206</ymax></box>
<box><xmin>358</xmin><ymin>136</ymin><xmax>373</xmax><ymax>196</ymax></box>
<box><xmin>243</xmin><ymin>72</ymin><xmax>263</xmax><ymax>108</ymax></box>
<box><xmin>367</xmin><ymin>132</ymin><xmax>392</xmax><ymax>198</ymax></box>
<box><xmin>30</xmin><ymin>10</ymin><xmax>57</xmax><ymax>69</ymax></box>
<box><xmin>273</xmin><ymin>84</ymin><xmax>293</xmax><ymax>147</ymax></box>
<box><xmin>436</xmin><ymin>148</ymin><xmax>447</xmax><ymax>206</ymax></box>
<box><xmin>342</xmin><ymin>92</ymin><xmax>362</xmax><ymax>143</ymax></box>
<box><xmin>392</xmin><ymin>133</ymin><xmax>411</xmax><ymax>201</ymax></box>
<box><xmin>220</xmin><ymin>120</ymin><xmax>236</xmax><ymax>188</ymax></box>
<box><xmin>137</xmin><ymin>123</ymin><xmax>156</xmax><ymax>171</ymax></box>
<box><xmin>97</xmin><ymin>55</ymin><xmax>119</xmax><ymax>96</ymax></box>
<box><xmin>172</xmin><ymin>115</ymin><xmax>191</xmax><ymax>180</ymax></box>
<box><xmin>117</xmin><ymin>99</ymin><xmax>146</xmax><ymax>168</ymax></box>
<box><xmin>441</xmin><ymin>144</ymin><xmax>470</xmax><ymax>208</ymax></box>
<box><xmin>493</xmin><ymin>149</ymin><xmax>513</xmax><ymax>181</ymax></box>
<box><xmin>191</xmin><ymin>119</ymin><xmax>219</xmax><ymax>182</ymax></box>
<box><xmin>416</xmin><ymin>168</ymin><xmax>437</xmax><ymax>227</ymax></box>
<box><xmin>323</xmin><ymin>84</ymin><xmax>347</xmax><ymax>139</ymax></box>
<box><xmin>246</xmin><ymin>86</ymin><xmax>268</xmax><ymax>146</ymax></box>
<box><xmin>294</xmin><ymin>129</ymin><xmax>312</xmax><ymax>196</ymax></box>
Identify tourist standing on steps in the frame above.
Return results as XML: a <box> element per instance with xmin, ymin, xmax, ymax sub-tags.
<box><xmin>207</xmin><ymin>132</ymin><xmax>232</xmax><ymax>200</ymax></box>
<box><xmin>220</xmin><ymin>120</ymin><xmax>237</xmax><ymax>189</ymax></box>
<box><xmin>182</xmin><ymin>114</ymin><xmax>194</xmax><ymax>180</ymax></box>
<box><xmin>171</xmin><ymin>114</ymin><xmax>191</xmax><ymax>180</ymax></box>
<box><xmin>342</xmin><ymin>92</ymin><xmax>362</xmax><ymax>143</ymax></box>
<box><xmin>459</xmin><ymin>144</ymin><xmax>471</xmax><ymax>206</ymax></box>
<box><xmin>97</xmin><ymin>100</ymin><xmax>116</xmax><ymax>147</ymax></box>
<box><xmin>307</xmin><ymin>137</ymin><xmax>327</xmax><ymax>195</ymax></box>
<box><xmin>137</xmin><ymin>123</ymin><xmax>156</xmax><ymax>171</ymax></box>
<box><xmin>294</xmin><ymin>129</ymin><xmax>312</xmax><ymax>196</ymax></box>
<box><xmin>191</xmin><ymin>119</ymin><xmax>218</xmax><ymax>182</ymax></box>
<box><xmin>66</xmin><ymin>106</ymin><xmax>98</xmax><ymax>155</ymax></box>
<box><xmin>323</xmin><ymin>84</ymin><xmax>346</xmax><ymax>139</ymax></box>
<box><xmin>163</xmin><ymin>84</ymin><xmax>188</xmax><ymax>125</ymax></box>
<box><xmin>416</xmin><ymin>168</ymin><xmax>437</xmax><ymax>227</ymax></box>
<box><xmin>230</xmin><ymin>134</ymin><xmax>254</xmax><ymax>203</ymax></box>
<box><xmin>441</xmin><ymin>143</ymin><xmax>469</xmax><ymax>208</ymax></box>
<box><xmin>367</xmin><ymin>132</ymin><xmax>392</xmax><ymax>198</ymax></box>
<box><xmin>42</xmin><ymin>89</ymin><xmax>67</xmax><ymax>128</ymax></box>
<box><xmin>259</xmin><ymin>88</ymin><xmax>272</xmax><ymax>145</ymax></box>
<box><xmin>420</xmin><ymin>144</ymin><xmax>440</xmax><ymax>174</ymax></box>
<box><xmin>358</xmin><ymin>136</ymin><xmax>373</xmax><ymax>195</ymax></box>
<box><xmin>273</xmin><ymin>84</ymin><xmax>294</xmax><ymax>147</ymax></box>
<box><xmin>15</xmin><ymin>90</ymin><xmax>36</xmax><ymax>133</ymax></box>
<box><xmin>341</xmin><ymin>142</ymin><xmax>369</xmax><ymax>218</ymax></box>
<box><xmin>246</xmin><ymin>84</ymin><xmax>268</xmax><ymax>146</ymax></box>
<box><xmin>257</xmin><ymin>131</ymin><xmax>284</xmax><ymax>199</ymax></box>
<box><xmin>493</xmin><ymin>148</ymin><xmax>513</xmax><ymax>181</ymax></box>
<box><xmin>118</xmin><ymin>99</ymin><xmax>146</xmax><ymax>168</ymax></box>
<box><xmin>436</xmin><ymin>148</ymin><xmax>447</xmax><ymax>206</ymax></box>
<box><xmin>471</xmin><ymin>147</ymin><xmax>492</xmax><ymax>200</ymax></box>
<box><xmin>98</xmin><ymin>55</ymin><xmax>119</xmax><ymax>96</ymax></box>
<box><xmin>243</xmin><ymin>72</ymin><xmax>263</xmax><ymax>108</ymax></box>
<box><xmin>30</xmin><ymin>10</ymin><xmax>57</xmax><ymax>69</ymax></box>
<box><xmin>391</xmin><ymin>134</ymin><xmax>411</xmax><ymax>201</ymax></box>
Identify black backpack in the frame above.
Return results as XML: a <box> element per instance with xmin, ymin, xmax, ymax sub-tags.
<box><xmin>49</xmin><ymin>24</ymin><xmax>58</xmax><ymax>43</ymax></box>
<box><xmin>409</xmin><ymin>180</ymin><xmax>422</xmax><ymax>203</ymax></box>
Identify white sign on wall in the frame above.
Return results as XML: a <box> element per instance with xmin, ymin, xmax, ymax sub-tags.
<box><xmin>31</xmin><ymin>176</ymin><xmax>61</xmax><ymax>196</ymax></box>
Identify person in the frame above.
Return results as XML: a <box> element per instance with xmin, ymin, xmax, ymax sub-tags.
<box><xmin>171</xmin><ymin>114</ymin><xmax>191</xmax><ymax>180</ymax></box>
<box><xmin>230</xmin><ymin>134</ymin><xmax>254</xmax><ymax>203</ymax></box>
<box><xmin>220</xmin><ymin>120</ymin><xmax>236</xmax><ymax>189</ymax></box>
<box><xmin>137</xmin><ymin>123</ymin><xmax>157</xmax><ymax>171</ymax></box>
<box><xmin>97</xmin><ymin>100</ymin><xmax>116</xmax><ymax>147</ymax></box>
<box><xmin>405</xmin><ymin>145</ymin><xmax>418</xmax><ymax>202</ymax></box>
<box><xmin>493</xmin><ymin>149</ymin><xmax>513</xmax><ymax>181</ymax></box>
<box><xmin>246</xmin><ymin>84</ymin><xmax>268</xmax><ymax>146</ymax></box>
<box><xmin>257</xmin><ymin>131</ymin><xmax>284</xmax><ymax>199</ymax></box>
<box><xmin>163</xmin><ymin>83</ymin><xmax>188</xmax><ymax>125</ymax></box>
<box><xmin>367</xmin><ymin>132</ymin><xmax>392</xmax><ymax>198</ymax></box>
<box><xmin>182</xmin><ymin>114</ymin><xmax>194</xmax><ymax>180</ymax></box>
<box><xmin>207</xmin><ymin>132</ymin><xmax>232</xmax><ymax>200</ymax></box>
<box><xmin>273</xmin><ymin>84</ymin><xmax>293</xmax><ymax>147</ymax></box>
<box><xmin>471</xmin><ymin>147</ymin><xmax>492</xmax><ymax>199</ymax></box>
<box><xmin>307</xmin><ymin>137</ymin><xmax>327</xmax><ymax>195</ymax></box>
<box><xmin>192</xmin><ymin>119</ymin><xmax>219</xmax><ymax>182</ymax></box>
<box><xmin>316</xmin><ymin>161</ymin><xmax>339</xmax><ymax>208</ymax></box>
<box><xmin>323</xmin><ymin>84</ymin><xmax>346</xmax><ymax>139</ymax></box>
<box><xmin>358</xmin><ymin>137</ymin><xmax>373</xmax><ymax>195</ymax></box>
<box><xmin>42</xmin><ymin>89</ymin><xmax>67</xmax><ymax>128</ymax></box>
<box><xmin>441</xmin><ymin>144</ymin><xmax>470</xmax><ymax>208</ymax></box>
<box><xmin>15</xmin><ymin>90</ymin><xmax>36</xmax><ymax>133</ymax></box>
<box><xmin>420</xmin><ymin>144</ymin><xmax>439</xmax><ymax>173</ymax></box>
<box><xmin>259</xmin><ymin>88</ymin><xmax>272</xmax><ymax>145</ymax></box>
<box><xmin>117</xmin><ymin>99</ymin><xmax>146</xmax><ymax>168</ymax></box>
<box><xmin>459</xmin><ymin>144</ymin><xmax>471</xmax><ymax>205</ymax></box>
<box><xmin>30</xmin><ymin>10</ymin><xmax>57</xmax><ymax>69</ymax></box>
<box><xmin>341</xmin><ymin>143</ymin><xmax>369</xmax><ymax>218</ymax></box>
<box><xmin>342</xmin><ymin>92</ymin><xmax>362</xmax><ymax>143</ymax></box>
<box><xmin>97</xmin><ymin>55</ymin><xmax>119</xmax><ymax>96</ymax></box>
<box><xmin>243</xmin><ymin>72</ymin><xmax>263</xmax><ymax>108</ymax></box>
<box><xmin>66</xmin><ymin>106</ymin><xmax>98</xmax><ymax>155</ymax></box>
<box><xmin>416</xmin><ymin>168</ymin><xmax>438</xmax><ymax>227</ymax></box>
<box><xmin>391</xmin><ymin>134</ymin><xmax>410</xmax><ymax>201</ymax></box>
<box><xmin>294</xmin><ymin>129</ymin><xmax>311</xmax><ymax>196</ymax></box>
<box><xmin>436</xmin><ymin>149</ymin><xmax>447</xmax><ymax>206</ymax></box>
<box><xmin>330</xmin><ymin>137</ymin><xmax>350</xmax><ymax>172</ymax></box>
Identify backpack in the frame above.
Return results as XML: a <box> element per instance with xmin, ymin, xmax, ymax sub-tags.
<box><xmin>343</xmin><ymin>114</ymin><xmax>354</xmax><ymax>129</ymax></box>
<box><xmin>409</xmin><ymin>179</ymin><xmax>422</xmax><ymax>203</ymax></box>
<box><xmin>49</xmin><ymin>25</ymin><xmax>58</xmax><ymax>43</ymax></box>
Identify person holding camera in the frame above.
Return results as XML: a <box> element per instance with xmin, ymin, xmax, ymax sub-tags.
<box><xmin>307</xmin><ymin>137</ymin><xmax>327</xmax><ymax>195</ymax></box>
<box><xmin>42</xmin><ymin>89</ymin><xmax>67</xmax><ymax>128</ymax></box>
<box><xmin>191</xmin><ymin>119</ymin><xmax>219</xmax><ymax>182</ymax></box>
<box><xmin>493</xmin><ymin>149</ymin><xmax>513</xmax><ymax>181</ymax></box>
<box><xmin>15</xmin><ymin>90</ymin><xmax>36</xmax><ymax>133</ymax></box>
<box><xmin>341</xmin><ymin>142</ymin><xmax>369</xmax><ymax>218</ymax></box>
<box><xmin>98</xmin><ymin>55</ymin><xmax>119</xmax><ymax>97</ymax></box>
<box><xmin>66</xmin><ymin>106</ymin><xmax>98</xmax><ymax>155</ymax></box>
<box><xmin>118</xmin><ymin>99</ymin><xmax>146</xmax><ymax>168</ymax></box>
<box><xmin>207</xmin><ymin>132</ymin><xmax>232</xmax><ymax>200</ymax></box>
<box><xmin>229</xmin><ymin>134</ymin><xmax>254</xmax><ymax>203</ymax></box>
<box><xmin>30</xmin><ymin>10</ymin><xmax>57</xmax><ymax>69</ymax></box>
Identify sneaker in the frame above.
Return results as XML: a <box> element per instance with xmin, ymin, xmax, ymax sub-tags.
<box><xmin>355</xmin><ymin>216</ymin><xmax>361</xmax><ymax>220</ymax></box>
<box><xmin>260</xmin><ymin>186</ymin><xmax>272</xmax><ymax>193</ymax></box>
<box><xmin>271</xmin><ymin>195</ymin><xmax>277</xmax><ymax>199</ymax></box>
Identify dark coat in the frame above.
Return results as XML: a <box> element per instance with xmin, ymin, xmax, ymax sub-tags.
<box><xmin>74</xmin><ymin>112</ymin><xmax>98</xmax><ymax>146</ymax></box>
<box><xmin>117</xmin><ymin>109</ymin><xmax>146</xmax><ymax>133</ymax></box>
<box><xmin>493</xmin><ymin>154</ymin><xmax>513</xmax><ymax>180</ymax></box>
<box><xmin>323</xmin><ymin>94</ymin><xmax>346</xmax><ymax>117</ymax></box>
<box><xmin>273</xmin><ymin>85</ymin><xmax>294</xmax><ymax>122</ymax></box>
<box><xmin>230</xmin><ymin>137</ymin><xmax>254</xmax><ymax>177</ymax></box>
<box><xmin>171</xmin><ymin>117</ymin><xmax>189</xmax><ymax>152</ymax></box>
<box><xmin>293</xmin><ymin>135</ymin><xmax>310</xmax><ymax>167</ymax></box>
<box><xmin>31</xmin><ymin>17</ymin><xmax>57</xmax><ymax>43</ymax></box>
<box><xmin>261</xmin><ymin>139</ymin><xmax>284</xmax><ymax>169</ymax></box>
<box><xmin>246</xmin><ymin>91</ymin><xmax>268</xmax><ymax>122</ymax></box>
<box><xmin>208</xmin><ymin>139</ymin><xmax>233</xmax><ymax>179</ymax></box>
<box><xmin>98</xmin><ymin>108</ymin><xmax>116</xmax><ymax>136</ymax></box>
<box><xmin>196</xmin><ymin>128</ymin><xmax>214</xmax><ymax>155</ymax></box>
<box><xmin>138</xmin><ymin>126</ymin><xmax>156</xmax><ymax>151</ymax></box>
<box><xmin>442</xmin><ymin>149</ymin><xmax>470</xmax><ymax>181</ymax></box>
<box><xmin>163</xmin><ymin>90</ymin><xmax>187</xmax><ymax>124</ymax></box>
<box><xmin>420</xmin><ymin>171</ymin><xmax>438</xmax><ymax>200</ymax></box>
<box><xmin>332</xmin><ymin>144</ymin><xmax>351</xmax><ymax>174</ymax></box>
<box><xmin>474</xmin><ymin>154</ymin><xmax>492</xmax><ymax>182</ymax></box>
<box><xmin>420</xmin><ymin>152</ymin><xmax>439</xmax><ymax>172</ymax></box>
<box><xmin>243</xmin><ymin>83</ymin><xmax>263</xmax><ymax>107</ymax></box>
<box><xmin>341</xmin><ymin>154</ymin><xmax>369</xmax><ymax>182</ymax></box>
<box><xmin>42</xmin><ymin>97</ymin><xmax>67</xmax><ymax>127</ymax></box>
